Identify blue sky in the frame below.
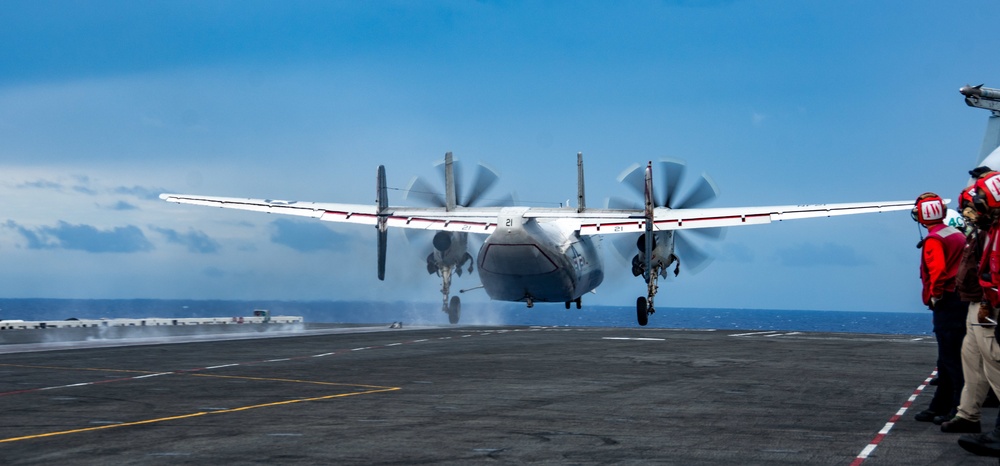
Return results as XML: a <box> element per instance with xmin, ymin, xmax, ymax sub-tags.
<box><xmin>1</xmin><ymin>1</ymin><xmax>998</xmax><ymax>314</ymax></box>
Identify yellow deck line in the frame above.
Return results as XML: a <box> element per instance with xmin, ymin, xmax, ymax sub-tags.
<box><xmin>0</xmin><ymin>384</ymin><xmax>400</xmax><ymax>444</ymax></box>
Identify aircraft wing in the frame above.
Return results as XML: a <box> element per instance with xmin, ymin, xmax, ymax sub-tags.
<box><xmin>528</xmin><ymin>199</ymin><xmax>918</xmax><ymax>236</ymax></box>
<box><xmin>159</xmin><ymin>194</ymin><xmax>504</xmax><ymax>233</ymax></box>
<box><xmin>161</xmin><ymin>194</ymin><xmax>917</xmax><ymax>236</ymax></box>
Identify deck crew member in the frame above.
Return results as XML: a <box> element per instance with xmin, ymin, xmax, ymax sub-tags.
<box><xmin>942</xmin><ymin>178</ymin><xmax>997</xmax><ymax>434</ymax></box>
<box><xmin>959</xmin><ymin>172</ymin><xmax>1000</xmax><ymax>457</ymax></box>
<box><xmin>912</xmin><ymin>192</ymin><xmax>968</xmax><ymax>424</ymax></box>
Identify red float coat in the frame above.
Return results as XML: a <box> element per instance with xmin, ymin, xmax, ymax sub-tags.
<box><xmin>980</xmin><ymin>223</ymin><xmax>1000</xmax><ymax>307</ymax></box>
<box><xmin>921</xmin><ymin>224</ymin><xmax>965</xmax><ymax>307</ymax></box>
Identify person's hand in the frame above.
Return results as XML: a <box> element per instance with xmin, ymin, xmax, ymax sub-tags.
<box><xmin>979</xmin><ymin>302</ymin><xmax>996</xmax><ymax>326</ymax></box>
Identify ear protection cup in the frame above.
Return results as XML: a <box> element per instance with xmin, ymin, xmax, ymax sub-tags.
<box><xmin>960</xmin><ymin>185</ymin><xmax>976</xmax><ymax>211</ymax></box>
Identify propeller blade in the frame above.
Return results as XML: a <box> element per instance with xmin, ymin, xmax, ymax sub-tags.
<box><xmin>685</xmin><ymin>226</ymin><xmax>727</xmax><ymax>241</ymax></box>
<box><xmin>674</xmin><ymin>232</ymin><xmax>714</xmax><ymax>274</ymax></box>
<box><xmin>675</xmin><ymin>172</ymin><xmax>720</xmax><ymax>209</ymax></box>
<box><xmin>607</xmin><ymin>196</ymin><xmax>640</xmax><ymax>210</ymax></box>
<box><xmin>463</xmin><ymin>163</ymin><xmax>500</xmax><ymax>206</ymax></box>
<box><xmin>404</xmin><ymin>176</ymin><xmax>446</xmax><ymax>207</ymax></box>
<box><xmin>658</xmin><ymin>159</ymin><xmax>686</xmax><ymax>208</ymax></box>
<box><xmin>617</xmin><ymin>163</ymin><xmax>646</xmax><ymax>200</ymax></box>
<box><xmin>403</xmin><ymin>228</ymin><xmax>437</xmax><ymax>258</ymax></box>
<box><xmin>610</xmin><ymin>234</ymin><xmax>638</xmax><ymax>262</ymax></box>
<box><xmin>481</xmin><ymin>192</ymin><xmax>517</xmax><ymax>208</ymax></box>
<box><xmin>402</xmin><ymin>227</ymin><xmax>419</xmax><ymax>244</ymax></box>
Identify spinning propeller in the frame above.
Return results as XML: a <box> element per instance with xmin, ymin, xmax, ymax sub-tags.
<box><xmin>607</xmin><ymin>159</ymin><xmax>725</xmax><ymax>275</ymax></box>
<box><xmin>403</xmin><ymin>152</ymin><xmax>514</xmax><ymax>324</ymax></box>
<box><xmin>405</xmin><ymin>157</ymin><xmax>513</xmax><ymax>210</ymax></box>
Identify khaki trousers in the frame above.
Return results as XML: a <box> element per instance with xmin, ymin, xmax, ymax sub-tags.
<box><xmin>957</xmin><ymin>302</ymin><xmax>1000</xmax><ymax>422</ymax></box>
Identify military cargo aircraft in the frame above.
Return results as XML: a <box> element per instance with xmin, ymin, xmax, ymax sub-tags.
<box><xmin>161</xmin><ymin>153</ymin><xmax>914</xmax><ymax>325</ymax></box>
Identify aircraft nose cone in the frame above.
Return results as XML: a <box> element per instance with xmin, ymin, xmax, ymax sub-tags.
<box><xmin>960</xmin><ymin>84</ymin><xmax>982</xmax><ymax>97</ymax></box>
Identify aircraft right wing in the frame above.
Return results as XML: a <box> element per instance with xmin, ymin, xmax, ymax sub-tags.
<box><xmin>159</xmin><ymin>193</ymin><xmax>506</xmax><ymax>233</ymax></box>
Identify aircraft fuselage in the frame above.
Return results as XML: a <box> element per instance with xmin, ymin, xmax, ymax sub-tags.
<box><xmin>477</xmin><ymin>208</ymin><xmax>604</xmax><ymax>303</ymax></box>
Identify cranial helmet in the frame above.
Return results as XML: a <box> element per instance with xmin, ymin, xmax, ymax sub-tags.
<box><xmin>971</xmin><ymin>166</ymin><xmax>993</xmax><ymax>178</ymax></box>
<box><xmin>974</xmin><ymin>172</ymin><xmax>1000</xmax><ymax>213</ymax></box>
<box><xmin>911</xmin><ymin>192</ymin><xmax>946</xmax><ymax>225</ymax></box>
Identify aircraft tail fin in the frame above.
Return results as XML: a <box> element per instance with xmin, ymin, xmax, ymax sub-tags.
<box><xmin>577</xmin><ymin>152</ymin><xmax>586</xmax><ymax>213</ymax></box>
<box><xmin>978</xmin><ymin>115</ymin><xmax>1000</xmax><ymax>166</ymax></box>
<box><xmin>376</xmin><ymin>164</ymin><xmax>388</xmax><ymax>281</ymax></box>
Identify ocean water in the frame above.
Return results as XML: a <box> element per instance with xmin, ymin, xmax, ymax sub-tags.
<box><xmin>0</xmin><ymin>299</ymin><xmax>933</xmax><ymax>336</ymax></box>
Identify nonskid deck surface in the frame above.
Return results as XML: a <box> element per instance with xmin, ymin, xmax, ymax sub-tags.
<box><xmin>0</xmin><ymin>324</ymin><xmax>994</xmax><ymax>465</ymax></box>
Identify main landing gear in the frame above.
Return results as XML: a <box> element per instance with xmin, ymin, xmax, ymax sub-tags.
<box><xmin>636</xmin><ymin>259</ymin><xmax>675</xmax><ymax>326</ymax></box>
<box><xmin>636</xmin><ymin>273</ymin><xmax>657</xmax><ymax>327</ymax></box>
<box><xmin>448</xmin><ymin>295</ymin><xmax>460</xmax><ymax>324</ymax></box>
<box><xmin>637</xmin><ymin>296</ymin><xmax>649</xmax><ymax>326</ymax></box>
<box><xmin>438</xmin><ymin>266</ymin><xmax>465</xmax><ymax>324</ymax></box>
<box><xmin>564</xmin><ymin>297</ymin><xmax>582</xmax><ymax>309</ymax></box>
<box><xmin>635</xmin><ymin>248</ymin><xmax>682</xmax><ymax>326</ymax></box>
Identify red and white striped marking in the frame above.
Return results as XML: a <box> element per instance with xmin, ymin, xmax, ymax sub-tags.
<box><xmin>850</xmin><ymin>370</ymin><xmax>937</xmax><ymax>465</ymax></box>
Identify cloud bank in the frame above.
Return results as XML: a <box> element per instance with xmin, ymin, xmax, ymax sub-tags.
<box><xmin>6</xmin><ymin>220</ymin><xmax>153</xmax><ymax>253</ymax></box>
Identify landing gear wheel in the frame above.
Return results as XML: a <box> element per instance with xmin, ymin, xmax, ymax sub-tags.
<box><xmin>448</xmin><ymin>296</ymin><xmax>461</xmax><ymax>324</ymax></box>
<box><xmin>575</xmin><ymin>297</ymin><xmax>582</xmax><ymax>309</ymax></box>
<box><xmin>636</xmin><ymin>296</ymin><xmax>648</xmax><ymax>326</ymax></box>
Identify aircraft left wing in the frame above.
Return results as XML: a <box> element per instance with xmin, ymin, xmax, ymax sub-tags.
<box><xmin>524</xmin><ymin>199</ymin><xmax>919</xmax><ymax>235</ymax></box>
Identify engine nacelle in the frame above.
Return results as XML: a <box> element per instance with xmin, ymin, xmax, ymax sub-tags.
<box><xmin>433</xmin><ymin>231</ymin><xmax>452</xmax><ymax>252</ymax></box>
<box><xmin>631</xmin><ymin>231</ymin><xmax>677</xmax><ymax>278</ymax></box>
<box><xmin>426</xmin><ymin>231</ymin><xmax>474</xmax><ymax>276</ymax></box>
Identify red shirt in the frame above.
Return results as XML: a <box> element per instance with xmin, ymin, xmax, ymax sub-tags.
<box><xmin>921</xmin><ymin>224</ymin><xmax>964</xmax><ymax>306</ymax></box>
<box><xmin>980</xmin><ymin>224</ymin><xmax>1000</xmax><ymax>307</ymax></box>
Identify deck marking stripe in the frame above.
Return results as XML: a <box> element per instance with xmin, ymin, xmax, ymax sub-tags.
<box><xmin>602</xmin><ymin>337</ymin><xmax>666</xmax><ymax>341</ymax></box>
<box><xmin>0</xmin><ymin>385</ymin><xmax>400</xmax><ymax>444</ymax></box>
<box><xmin>850</xmin><ymin>369</ymin><xmax>936</xmax><ymax>466</ymax></box>
<box><xmin>0</xmin><ymin>328</ymin><xmax>523</xmax><ymax>397</ymax></box>
<box><xmin>729</xmin><ymin>331</ymin><xmax>779</xmax><ymax>337</ymax></box>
